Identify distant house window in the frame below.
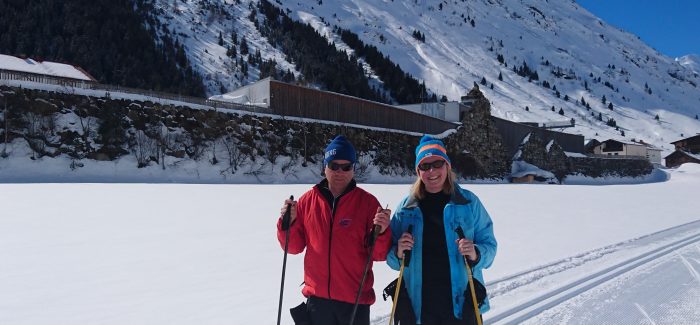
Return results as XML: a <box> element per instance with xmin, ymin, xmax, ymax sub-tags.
<box><xmin>614</xmin><ymin>153</ymin><xmax>618</xmax><ymax>156</ymax></box>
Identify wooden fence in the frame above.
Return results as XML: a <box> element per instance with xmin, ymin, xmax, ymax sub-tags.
<box><xmin>268</xmin><ymin>80</ymin><xmax>457</xmax><ymax>134</ymax></box>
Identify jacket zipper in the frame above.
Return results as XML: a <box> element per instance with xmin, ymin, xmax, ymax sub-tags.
<box><xmin>328</xmin><ymin>196</ymin><xmax>339</xmax><ymax>299</ymax></box>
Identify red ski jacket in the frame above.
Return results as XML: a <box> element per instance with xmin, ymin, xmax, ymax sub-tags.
<box><xmin>276</xmin><ymin>179</ymin><xmax>392</xmax><ymax>305</ymax></box>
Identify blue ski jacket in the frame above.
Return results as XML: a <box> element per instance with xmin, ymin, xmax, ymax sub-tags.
<box><xmin>386</xmin><ymin>185</ymin><xmax>497</xmax><ymax>323</ymax></box>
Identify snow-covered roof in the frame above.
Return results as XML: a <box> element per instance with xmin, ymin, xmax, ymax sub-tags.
<box><xmin>665</xmin><ymin>150</ymin><xmax>700</xmax><ymax>161</ymax></box>
<box><xmin>601</xmin><ymin>138</ymin><xmax>644</xmax><ymax>146</ymax></box>
<box><xmin>0</xmin><ymin>54</ymin><xmax>94</xmax><ymax>81</ymax></box>
<box><xmin>670</xmin><ymin>134</ymin><xmax>700</xmax><ymax>144</ymax></box>
<box><xmin>511</xmin><ymin>160</ymin><xmax>555</xmax><ymax>179</ymax></box>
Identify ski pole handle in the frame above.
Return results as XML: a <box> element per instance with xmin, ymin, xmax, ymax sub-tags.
<box><xmin>281</xmin><ymin>195</ymin><xmax>294</xmax><ymax>231</ymax></box>
<box><xmin>455</xmin><ymin>226</ymin><xmax>470</xmax><ymax>263</ymax></box>
<box><xmin>369</xmin><ymin>204</ymin><xmax>388</xmax><ymax>246</ymax></box>
<box><xmin>403</xmin><ymin>225</ymin><xmax>414</xmax><ymax>267</ymax></box>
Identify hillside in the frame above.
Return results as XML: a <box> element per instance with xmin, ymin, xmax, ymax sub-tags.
<box><xmin>149</xmin><ymin>0</ymin><xmax>700</xmax><ymax>157</ymax></box>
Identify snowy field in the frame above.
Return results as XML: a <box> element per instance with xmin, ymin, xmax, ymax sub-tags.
<box><xmin>1</xmin><ymin>165</ymin><xmax>699</xmax><ymax>324</ymax></box>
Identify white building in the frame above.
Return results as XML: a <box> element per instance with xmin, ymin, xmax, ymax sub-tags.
<box><xmin>592</xmin><ymin>139</ymin><xmax>662</xmax><ymax>164</ymax></box>
<box><xmin>395</xmin><ymin>101</ymin><xmax>460</xmax><ymax>122</ymax></box>
<box><xmin>0</xmin><ymin>54</ymin><xmax>94</xmax><ymax>82</ymax></box>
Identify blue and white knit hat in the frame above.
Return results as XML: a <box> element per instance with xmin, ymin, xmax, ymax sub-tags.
<box><xmin>415</xmin><ymin>135</ymin><xmax>451</xmax><ymax>170</ymax></box>
<box><xmin>324</xmin><ymin>135</ymin><xmax>356</xmax><ymax>165</ymax></box>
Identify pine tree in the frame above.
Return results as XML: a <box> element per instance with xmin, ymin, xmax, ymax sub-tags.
<box><xmin>480</xmin><ymin>76</ymin><xmax>487</xmax><ymax>85</ymax></box>
<box><xmin>558</xmin><ymin>108</ymin><xmax>564</xmax><ymax>115</ymax></box>
<box><xmin>655</xmin><ymin>114</ymin><xmax>660</xmax><ymax>120</ymax></box>
<box><xmin>227</xmin><ymin>45</ymin><xmax>237</xmax><ymax>58</ymax></box>
<box><xmin>231</xmin><ymin>31</ymin><xmax>238</xmax><ymax>45</ymax></box>
<box><xmin>218</xmin><ymin>32</ymin><xmax>224</xmax><ymax>46</ymax></box>
<box><xmin>602</xmin><ymin>95</ymin><xmax>607</xmax><ymax>104</ymax></box>
<box><xmin>564</xmin><ymin>94</ymin><xmax>569</xmax><ymax>101</ymax></box>
<box><xmin>696</xmin><ymin>114</ymin><xmax>699</xmax><ymax>120</ymax></box>
<box><xmin>551</xmin><ymin>106</ymin><xmax>555</xmax><ymax>112</ymax></box>
<box><xmin>498</xmin><ymin>72</ymin><xmax>503</xmax><ymax>81</ymax></box>
<box><xmin>240</xmin><ymin>37</ymin><xmax>249</xmax><ymax>55</ymax></box>
<box><xmin>608</xmin><ymin>102</ymin><xmax>613</xmax><ymax>110</ymax></box>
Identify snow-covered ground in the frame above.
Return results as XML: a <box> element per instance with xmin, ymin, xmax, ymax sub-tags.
<box><xmin>1</xmin><ymin>164</ymin><xmax>699</xmax><ymax>324</ymax></box>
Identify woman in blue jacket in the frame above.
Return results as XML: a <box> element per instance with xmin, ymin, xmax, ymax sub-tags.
<box><xmin>387</xmin><ymin>135</ymin><xmax>497</xmax><ymax>325</ymax></box>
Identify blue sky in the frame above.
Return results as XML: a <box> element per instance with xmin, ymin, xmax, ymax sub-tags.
<box><xmin>577</xmin><ymin>0</ymin><xmax>700</xmax><ymax>58</ymax></box>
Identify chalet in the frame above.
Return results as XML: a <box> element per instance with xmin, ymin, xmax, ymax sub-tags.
<box><xmin>670</xmin><ymin>134</ymin><xmax>700</xmax><ymax>154</ymax></box>
<box><xmin>592</xmin><ymin>139</ymin><xmax>646</xmax><ymax>157</ymax></box>
<box><xmin>664</xmin><ymin>150</ymin><xmax>700</xmax><ymax>168</ymax></box>
<box><xmin>665</xmin><ymin>135</ymin><xmax>700</xmax><ymax>167</ymax></box>
<box><xmin>590</xmin><ymin>139</ymin><xmax>663</xmax><ymax>164</ymax></box>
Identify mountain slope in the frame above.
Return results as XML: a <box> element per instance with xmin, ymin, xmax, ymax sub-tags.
<box><xmin>152</xmin><ymin>0</ymin><xmax>700</xmax><ymax>156</ymax></box>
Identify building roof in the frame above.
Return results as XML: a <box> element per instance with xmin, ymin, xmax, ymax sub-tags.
<box><xmin>601</xmin><ymin>138</ymin><xmax>644</xmax><ymax>146</ymax></box>
<box><xmin>664</xmin><ymin>150</ymin><xmax>700</xmax><ymax>161</ymax></box>
<box><xmin>0</xmin><ymin>54</ymin><xmax>94</xmax><ymax>81</ymax></box>
<box><xmin>670</xmin><ymin>134</ymin><xmax>700</xmax><ymax>145</ymax></box>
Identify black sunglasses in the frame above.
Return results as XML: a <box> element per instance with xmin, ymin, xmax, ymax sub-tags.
<box><xmin>417</xmin><ymin>160</ymin><xmax>446</xmax><ymax>171</ymax></box>
<box><xmin>328</xmin><ymin>162</ymin><xmax>354</xmax><ymax>171</ymax></box>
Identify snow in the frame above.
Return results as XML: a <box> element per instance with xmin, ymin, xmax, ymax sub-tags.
<box><xmin>0</xmin><ymin>54</ymin><xmax>93</xmax><ymax>81</ymax></box>
<box><xmin>150</xmin><ymin>0</ymin><xmax>700</xmax><ymax>159</ymax></box>
<box><xmin>510</xmin><ymin>160</ymin><xmax>555</xmax><ymax>180</ymax></box>
<box><xmin>1</xmin><ymin>164</ymin><xmax>699</xmax><ymax>324</ymax></box>
<box><xmin>677</xmin><ymin>54</ymin><xmax>700</xmax><ymax>74</ymax></box>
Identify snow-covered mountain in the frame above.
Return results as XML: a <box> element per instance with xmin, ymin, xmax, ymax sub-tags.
<box><xmin>151</xmin><ymin>0</ymin><xmax>700</xmax><ymax>156</ymax></box>
<box><xmin>678</xmin><ymin>54</ymin><xmax>700</xmax><ymax>74</ymax></box>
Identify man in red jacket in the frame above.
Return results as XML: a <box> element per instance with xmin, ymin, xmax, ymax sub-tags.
<box><xmin>277</xmin><ymin>135</ymin><xmax>392</xmax><ymax>325</ymax></box>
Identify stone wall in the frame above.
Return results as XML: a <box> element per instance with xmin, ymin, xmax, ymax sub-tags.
<box><xmin>445</xmin><ymin>87</ymin><xmax>510</xmax><ymax>179</ymax></box>
<box><xmin>568</xmin><ymin>156</ymin><xmax>653</xmax><ymax>178</ymax></box>
<box><xmin>0</xmin><ymin>85</ymin><xmax>653</xmax><ymax>182</ymax></box>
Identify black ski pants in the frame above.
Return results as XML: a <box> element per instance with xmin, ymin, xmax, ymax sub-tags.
<box><xmin>307</xmin><ymin>296</ymin><xmax>369</xmax><ymax>325</ymax></box>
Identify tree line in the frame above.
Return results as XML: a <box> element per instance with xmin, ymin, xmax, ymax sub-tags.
<box><xmin>0</xmin><ymin>0</ymin><xmax>205</xmax><ymax>97</ymax></box>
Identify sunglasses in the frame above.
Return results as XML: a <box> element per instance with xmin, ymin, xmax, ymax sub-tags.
<box><xmin>327</xmin><ymin>162</ymin><xmax>354</xmax><ymax>172</ymax></box>
<box><xmin>417</xmin><ymin>160</ymin><xmax>446</xmax><ymax>171</ymax></box>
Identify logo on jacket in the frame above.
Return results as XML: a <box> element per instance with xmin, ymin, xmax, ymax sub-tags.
<box><xmin>339</xmin><ymin>218</ymin><xmax>352</xmax><ymax>228</ymax></box>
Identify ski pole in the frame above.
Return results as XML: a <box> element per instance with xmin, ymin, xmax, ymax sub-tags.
<box><xmin>276</xmin><ymin>195</ymin><xmax>294</xmax><ymax>325</ymax></box>
<box><xmin>455</xmin><ymin>226</ymin><xmax>482</xmax><ymax>325</ymax></box>
<box><xmin>350</xmin><ymin>205</ymin><xmax>387</xmax><ymax>325</ymax></box>
<box><xmin>389</xmin><ymin>225</ymin><xmax>413</xmax><ymax>325</ymax></box>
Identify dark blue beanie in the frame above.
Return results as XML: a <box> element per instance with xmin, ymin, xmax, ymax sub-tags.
<box><xmin>415</xmin><ymin>135</ymin><xmax>451</xmax><ymax>170</ymax></box>
<box><xmin>324</xmin><ymin>135</ymin><xmax>356</xmax><ymax>165</ymax></box>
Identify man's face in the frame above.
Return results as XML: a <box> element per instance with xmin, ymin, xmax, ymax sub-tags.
<box><xmin>325</xmin><ymin>159</ymin><xmax>354</xmax><ymax>189</ymax></box>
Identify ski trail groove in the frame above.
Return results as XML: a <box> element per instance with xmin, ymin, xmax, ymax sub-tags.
<box><xmin>486</xmin><ymin>232</ymin><xmax>700</xmax><ymax>324</ymax></box>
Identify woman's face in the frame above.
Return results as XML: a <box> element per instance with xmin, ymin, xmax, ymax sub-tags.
<box><xmin>418</xmin><ymin>156</ymin><xmax>448</xmax><ymax>193</ymax></box>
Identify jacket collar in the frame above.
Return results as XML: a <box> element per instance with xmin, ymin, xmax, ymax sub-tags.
<box><xmin>404</xmin><ymin>185</ymin><xmax>470</xmax><ymax>209</ymax></box>
<box><xmin>315</xmin><ymin>178</ymin><xmax>357</xmax><ymax>204</ymax></box>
